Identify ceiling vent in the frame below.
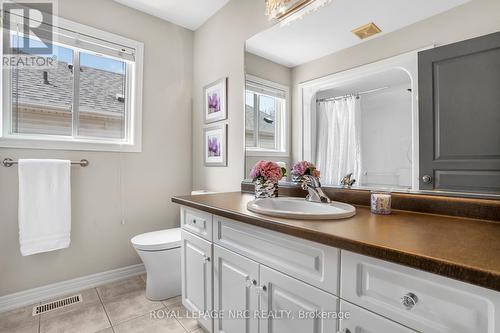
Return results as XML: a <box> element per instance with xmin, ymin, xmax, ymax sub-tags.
<box><xmin>32</xmin><ymin>294</ymin><xmax>82</xmax><ymax>316</ymax></box>
<box><xmin>352</xmin><ymin>22</ymin><xmax>382</xmax><ymax>40</ymax></box>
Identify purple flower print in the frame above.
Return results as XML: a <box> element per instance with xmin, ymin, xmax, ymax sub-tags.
<box><xmin>208</xmin><ymin>136</ymin><xmax>221</xmax><ymax>157</ymax></box>
<box><xmin>208</xmin><ymin>93</ymin><xmax>221</xmax><ymax>114</ymax></box>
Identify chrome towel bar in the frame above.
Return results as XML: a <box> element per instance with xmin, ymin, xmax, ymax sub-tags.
<box><xmin>2</xmin><ymin>158</ymin><xmax>89</xmax><ymax>167</ymax></box>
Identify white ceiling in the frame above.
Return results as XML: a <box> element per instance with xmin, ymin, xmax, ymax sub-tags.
<box><xmin>113</xmin><ymin>0</ymin><xmax>230</xmax><ymax>30</ymax></box>
<box><xmin>246</xmin><ymin>0</ymin><xmax>471</xmax><ymax>67</ymax></box>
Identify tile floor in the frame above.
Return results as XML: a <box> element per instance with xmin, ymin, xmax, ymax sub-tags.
<box><xmin>0</xmin><ymin>275</ymin><xmax>205</xmax><ymax>333</ymax></box>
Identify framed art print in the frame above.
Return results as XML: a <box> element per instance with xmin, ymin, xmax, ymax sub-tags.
<box><xmin>204</xmin><ymin>77</ymin><xmax>227</xmax><ymax>123</ymax></box>
<box><xmin>204</xmin><ymin>124</ymin><xmax>227</xmax><ymax>167</ymax></box>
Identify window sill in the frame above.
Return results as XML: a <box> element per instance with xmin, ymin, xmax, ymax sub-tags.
<box><xmin>0</xmin><ymin>135</ymin><xmax>141</xmax><ymax>152</ymax></box>
<box><xmin>246</xmin><ymin>149</ymin><xmax>289</xmax><ymax>157</ymax></box>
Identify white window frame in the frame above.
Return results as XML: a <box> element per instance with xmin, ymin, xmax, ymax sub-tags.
<box><xmin>245</xmin><ymin>74</ymin><xmax>290</xmax><ymax>157</ymax></box>
<box><xmin>0</xmin><ymin>14</ymin><xmax>144</xmax><ymax>152</ymax></box>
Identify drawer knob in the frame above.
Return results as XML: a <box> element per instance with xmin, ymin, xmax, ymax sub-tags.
<box><xmin>192</xmin><ymin>219</ymin><xmax>197</xmax><ymax>224</ymax></box>
<box><xmin>256</xmin><ymin>284</ymin><xmax>267</xmax><ymax>295</ymax></box>
<box><xmin>338</xmin><ymin>329</ymin><xmax>351</xmax><ymax>333</ymax></box>
<box><xmin>203</xmin><ymin>256</ymin><xmax>210</xmax><ymax>263</ymax></box>
<box><xmin>400</xmin><ymin>292</ymin><xmax>418</xmax><ymax>310</ymax></box>
<box><xmin>422</xmin><ymin>175</ymin><xmax>432</xmax><ymax>184</ymax></box>
<box><xmin>246</xmin><ymin>279</ymin><xmax>258</xmax><ymax>288</ymax></box>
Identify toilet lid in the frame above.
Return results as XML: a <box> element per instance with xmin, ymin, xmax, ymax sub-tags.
<box><xmin>131</xmin><ymin>228</ymin><xmax>181</xmax><ymax>251</ymax></box>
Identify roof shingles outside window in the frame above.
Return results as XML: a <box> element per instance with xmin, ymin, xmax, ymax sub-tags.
<box><xmin>13</xmin><ymin>60</ymin><xmax>126</xmax><ymax>114</ymax></box>
<box><xmin>11</xmin><ymin>58</ymin><xmax>127</xmax><ymax>138</ymax></box>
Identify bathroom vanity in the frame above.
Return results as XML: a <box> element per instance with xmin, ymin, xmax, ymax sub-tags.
<box><xmin>173</xmin><ymin>192</ymin><xmax>500</xmax><ymax>333</ymax></box>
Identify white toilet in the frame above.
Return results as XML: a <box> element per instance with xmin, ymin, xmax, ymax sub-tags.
<box><xmin>131</xmin><ymin>228</ymin><xmax>181</xmax><ymax>301</ymax></box>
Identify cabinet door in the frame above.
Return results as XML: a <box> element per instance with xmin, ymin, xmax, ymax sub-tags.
<box><xmin>213</xmin><ymin>245</ymin><xmax>259</xmax><ymax>333</ymax></box>
<box><xmin>260</xmin><ymin>265</ymin><xmax>338</xmax><ymax>333</ymax></box>
<box><xmin>418</xmin><ymin>31</ymin><xmax>500</xmax><ymax>193</ymax></box>
<box><xmin>181</xmin><ymin>230</ymin><xmax>213</xmax><ymax>333</ymax></box>
<box><xmin>339</xmin><ymin>300</ymin><xmax>416</xmax><ymax>333</ymax></box>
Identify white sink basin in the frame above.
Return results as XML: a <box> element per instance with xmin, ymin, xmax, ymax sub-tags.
<box><xmin>247</xmin><ymin>197</ymin><xmax>356</xmax><ymax>220</ymax></box>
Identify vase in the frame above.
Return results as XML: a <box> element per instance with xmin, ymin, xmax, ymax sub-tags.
<box><xmin>291</xmin><ymin>175</ymin><xmax>305</xmax><ymax>183</ymax></box>
<box><xmin>254</xmin><ymin>179</ymin><xmax>278</xmax><ymax>198</ymax></box>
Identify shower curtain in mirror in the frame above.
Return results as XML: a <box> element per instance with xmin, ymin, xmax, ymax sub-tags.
<box><xmin>316</xmin><ymin>96</ymin><xmax>361</xmax><ymax>185</ymax></box>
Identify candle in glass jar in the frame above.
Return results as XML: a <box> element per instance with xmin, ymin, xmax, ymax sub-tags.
<box><xmin>371</xmin><ymin>191</ymin><xmax>392</xmax><ymax>215</ymax></box>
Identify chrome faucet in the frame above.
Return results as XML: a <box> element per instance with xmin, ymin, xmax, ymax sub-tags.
<box><xmin>302</xmin><ymin>175</ymin><xmax>331</xmax><ymax>203</ymax></box>
<box><xmin>340</xmin><ymin>173</ymin><xmax>356</xmax><ymax>187</ymax></box>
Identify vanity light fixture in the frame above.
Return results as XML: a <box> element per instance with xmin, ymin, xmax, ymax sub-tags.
<box><xmin>352</xmin><ymin>22</ymin><xmax>382</xmax><ymax>40</ymax></box>
<box><xmin>265</xmin><ymin>0</ymin><xmax>333</xmax><ymax>24</ymax></box>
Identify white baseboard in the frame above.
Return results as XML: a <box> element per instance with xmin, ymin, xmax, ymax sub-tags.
<box><xmin>0</xmin><ymin>263</ymin><xmax>145</xmax><ymax>313</ymax></box>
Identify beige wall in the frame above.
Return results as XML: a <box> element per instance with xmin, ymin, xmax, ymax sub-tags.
<box><xmin>290</xmin><ymin>0</ymin><xmax>500</xmax><ymax>164</ymax></box>
<box><xmin>0</xmin><ymin>0</ymin><xmax>193</xmax><ymax>296</ymax></box>
<box><xmin>245</xmin><ymin>52</ymin><xmax>292</xmax><ymax>87</ymax></box>
<box><xmin>192</xmin><ymin>0</ymin><xmax>270</xmax><ymax>192</ymax></box>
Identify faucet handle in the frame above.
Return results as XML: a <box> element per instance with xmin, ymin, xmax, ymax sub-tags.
<box><xmin>340</xmin><ymin>173</ymin><xmax>356</xmax><ymax>187</ymax></box>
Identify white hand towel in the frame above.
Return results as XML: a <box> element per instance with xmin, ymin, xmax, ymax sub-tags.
<box><xmin>18</xmin><ymin>159</ymin><xmax>71</xmax><ymax>256</ymax></box>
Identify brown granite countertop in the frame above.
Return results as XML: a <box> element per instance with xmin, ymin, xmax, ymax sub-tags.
<box><xmin>172</xmin><ymin>192</ymin><xmax>500</xmax><ymax>292</ymax></box>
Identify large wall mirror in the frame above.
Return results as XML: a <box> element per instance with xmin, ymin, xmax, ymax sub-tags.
<box><xmin>243</xmin><ymin>0</ymin><xmax>500</xmax><ymax>197</ymax></box>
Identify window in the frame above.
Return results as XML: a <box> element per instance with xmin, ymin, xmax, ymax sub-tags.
<box><xmin>245</xmin><ymin>76</ymin><xmax>288</xmax><ymax>155</ymax></box>
<box><xmin>1</xmin><ymin>13</ymin><xmax>143</xmax><ymax>151</ymax></box>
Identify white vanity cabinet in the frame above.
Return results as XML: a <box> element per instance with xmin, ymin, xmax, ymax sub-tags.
<box><xmin>180</xmin><ymin>229</ymin><xmax>213</xmax><ymax>332</ymax></box>
<box><xmin>213</xmin><ymin>244</ymin><xmax>259</xmax><ymax>333</ymax></box>
<box><xmin>259</xmin><ymin>265</ymin><xmax>338</xmax><ymax>333</ymax></box>
<box><xmin>180</xmin><ymin>206</ymin><xmax>500</xmax><ymax>333</ymax></box>
<box><xmin>213</xmin><ymin>244</ymin><xmax>338</xmax><ymax>333</ymax></box>
<box><xmin>181</xmin><ymin>207</ymin><xmax>340</xmax><ymax>333</ymax></box>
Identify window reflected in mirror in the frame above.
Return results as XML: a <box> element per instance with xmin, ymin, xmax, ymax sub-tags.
<box><xmin>245</xmin><ymin>76</ymin><xmax>289</xmax><ymax>179</ymax></box>
<box><xmin>245</xmin><ymin>90</ymin><xmax>284</xmax><ymax>151</ymax></box>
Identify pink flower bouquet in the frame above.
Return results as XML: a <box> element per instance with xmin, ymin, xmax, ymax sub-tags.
<box><xmin>250</xmin><ymin>160</ymin><xmax>286</xmax><ymax>198</ymax></box>
<box><xmin>291</xmin><ymin>161</ymin><xmax>320</xmax><ymax>182</ymax></box>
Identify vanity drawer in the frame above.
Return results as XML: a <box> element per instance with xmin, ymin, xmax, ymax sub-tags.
<box><xmin>181</xmin><ymin>207</ymin><xmax>213</xmax><ymax>241</ymax></box>
<box><xmin>339</xmin><ymin>300</ymin><xmax>416</xmax><ymax>333</ymax></box>
<box><xmin>341</xmin><ymin>251</ymin><xmax>500</xmax><ymax>333</ymax></box>
<box><xmin>213</xmin><ymin>216</ymin><xmax>339</xmax><ymax>295</ymax></box>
